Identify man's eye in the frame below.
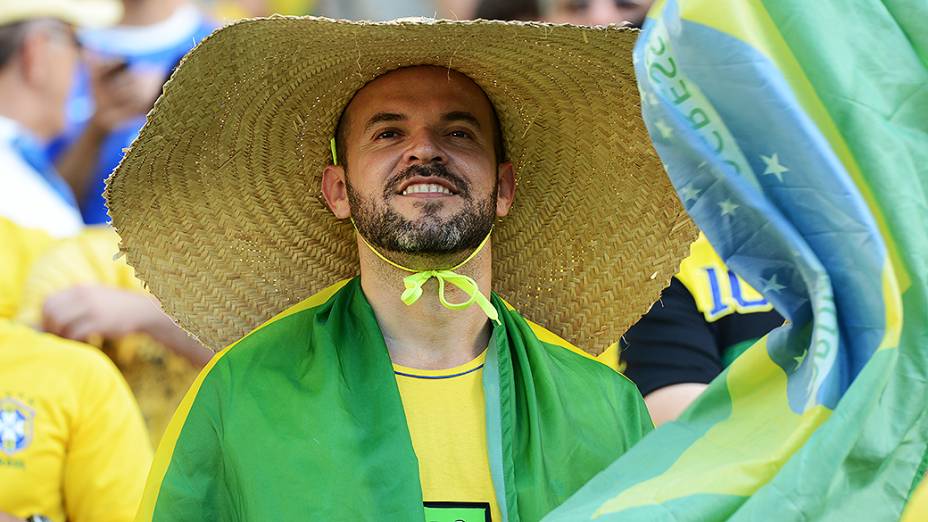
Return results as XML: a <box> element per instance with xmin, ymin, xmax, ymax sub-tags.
<box><xmin>376</xmin><ymin>130</ymin><xmax>399</xmax><ymax>139</ymax></box>
<box><xmin>449</xmin><ymin>130</ymin><xmax>472</xmax><ymax>139</ymax></box>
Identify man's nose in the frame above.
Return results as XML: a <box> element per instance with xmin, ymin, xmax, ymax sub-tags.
<box><xmin>405</xmin><ymin>130</ymin><xmax>445</xmax><ymax>164</ymax></box>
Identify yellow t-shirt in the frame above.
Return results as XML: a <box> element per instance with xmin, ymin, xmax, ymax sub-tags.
<box><xmin>394</xmin><ymin>350</ymin><xmax>502</xmax><ymax>522</ymax></box>
<box><xmin>0</xmin><ymin>217</ymin><xmax>55</xmax><ymax>319</ymax></box>
<box><xmin>0</xmin><ymin>321</ymin><xmax>152</xmax><ymax>522</ymax></box>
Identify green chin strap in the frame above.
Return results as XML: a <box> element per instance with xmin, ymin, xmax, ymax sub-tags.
<box><xmin>352</xmin><ymin>220</ymin><xmax>500</xmax><ymax>325</ymax></box>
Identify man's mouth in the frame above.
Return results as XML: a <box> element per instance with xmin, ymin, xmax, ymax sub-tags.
<box><xmin>396</xmin><ymin>176</ymin><xmax>460</xmax><ymax>197</ymax></box>
<box><xmin>401</xmin><ymin>182</ymin><xmax>454</xmax><ymax>196</ymax></box>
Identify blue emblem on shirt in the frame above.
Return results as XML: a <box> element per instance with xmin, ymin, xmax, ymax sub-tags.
<box><xmin>0</xmin><ymin>398</ymin><xmax>34</xmax><ymax>456</ymax></box>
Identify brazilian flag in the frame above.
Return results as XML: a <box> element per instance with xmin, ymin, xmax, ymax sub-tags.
<box><xmin>546</xmin><ymin>0</ymin><xmax>927</xmax><ymax>520</ymax></box>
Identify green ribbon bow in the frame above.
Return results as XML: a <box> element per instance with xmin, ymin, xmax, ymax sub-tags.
<box><xmin>401</xmin><ymin>270</ymin><xmax>500</xmax><ymax>324</ymax></box>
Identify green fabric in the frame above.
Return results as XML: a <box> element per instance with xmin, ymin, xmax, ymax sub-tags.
<box><xmin>545</xmin><ymin>0</ymin><xmax>928</xmax><ymax>519</ymax></box>
<box><xmin>150</xmin><ymin>278</ymin><xmax>650</xmax><ymax>521</ymax></box>
<box><xmin>721</xmin><ymin>338</ymin><xmax>756</xmax><ymax>368</ymax></box>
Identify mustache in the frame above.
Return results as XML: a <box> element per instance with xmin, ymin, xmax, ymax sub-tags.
<box><xmin>383</xmin><ymin>163</ymin><xmax>470</xmax><ymax>198</ymax></box>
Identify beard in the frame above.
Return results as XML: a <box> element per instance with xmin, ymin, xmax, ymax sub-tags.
<box><xmin>346</xmin><ymin>163</ymin><xmax>497</xmax><ymax>259</ymax></box>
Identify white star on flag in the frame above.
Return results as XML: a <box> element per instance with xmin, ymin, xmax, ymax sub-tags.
<box><xmin>761</xmin><ymin>153</ymin><xmax>789</xmax><ymax>182</ymax></box>
<box><xmin>655</xmin><ymin>119</ymin><xmax>674</xmax><ymax>140</ymax></box>
<box><xmin>762</xmin><ymin>273</ymin><xmax>787</xmax><ymax>294</ymax></box>
<box><xmin>680</xmin><ymin>186</ymin><xmax>701</xmax><ymax>203</ymax></box>
<box><xmin>647</xmin><ymin>92</ymin><xmax>659</xmax><ymax>107</ymax></box>
<box><xmin>719</xmin><ymin>199</ymin><xmax>739</xmax><ymax>216</ymax></box>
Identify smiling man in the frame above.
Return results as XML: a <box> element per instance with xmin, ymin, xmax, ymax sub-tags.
<box><xmin>106</xmin><ymin>17</ymin><xmax>694</xmax><ymax>522</ymax></box>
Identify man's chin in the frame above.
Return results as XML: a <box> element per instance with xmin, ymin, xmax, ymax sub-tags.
<box><xmin>390</xmin><ymin>205</ymin><xmax>459</xmax><ymax>225</ymax></box>
<box><xmin>382</xmin><ymin>246</ymin><xmax>475</xmax><ymax>272</ymax></box>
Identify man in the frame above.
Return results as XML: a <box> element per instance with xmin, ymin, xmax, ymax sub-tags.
<box><xmin>0</xmin><ymin>0</ymin><xmax>119</xmax><ymax>236</ymax></box>
<box><xmin>106</xmin><ymin>17</ymin><xmax>695</xmax><ymax>521</ymax></box>
<box><xmin>52</xmin><ymin>0</ymin><xmax>214</xmax><ymax>224</ymax></box>
<box><xmin>544</xmin><ymin>0</ymin><xmax>653</xmax><ymax>27</ymax></box>
<box><xmin>0</xmin><ymin>218</ymin><xmax>152</xmax><ymax>522</ymax></box>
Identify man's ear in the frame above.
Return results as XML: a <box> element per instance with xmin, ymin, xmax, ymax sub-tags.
<box><xmin>321</xmin><ymin>164</ymin><xmax>351</xmax><ymax>219</ymax></box>
<box><xmin>495</xmin><ymin>161</ymin><xmax>516</xmax><ymax>217</ymax></box>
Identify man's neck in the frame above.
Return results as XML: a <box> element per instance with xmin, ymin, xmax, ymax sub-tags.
<box><xmin>119</xmin><ymin>0</ymin><xmax>186</xmax><ymax>26</ymax></box>
<box><xmin>358</xmin><ymin>239</ymin><xmax>494</xmax><ymax>370</ymax></box>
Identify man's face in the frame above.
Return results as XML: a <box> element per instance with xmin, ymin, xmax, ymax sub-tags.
<box><xmin>324</xmin><ymin>66</ymin><xmax>513</xmax><ymax>264</ymax></box>
<box><xmin>31</xmin><ymin>20</ymin><xmax>80</xmax><ymax>137</ymax></box>
<box><xmin>546</xmin><ymin>0</ymin><xmax>652</xmax><ymax>27</ymax></box>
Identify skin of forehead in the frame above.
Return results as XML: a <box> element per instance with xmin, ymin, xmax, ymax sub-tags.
<box><xmin>340</xmin><ymin>65</ymin><xmax>498</xmax><ymax>147</ymax></box>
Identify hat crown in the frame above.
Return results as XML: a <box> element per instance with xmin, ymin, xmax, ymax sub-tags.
<box><xmin>106</xmin><ymin>16</ymin><xmax>696</xmax><ymax>353</ymax></box>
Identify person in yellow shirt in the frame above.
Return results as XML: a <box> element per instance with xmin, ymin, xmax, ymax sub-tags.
<box><xmin>0</xmin><ymin>322</ymin><xmax>152</xmax><ymax>522</ymax></box>
<box><xmin>620</xmin><ymin>233</ymin><xmax>784</xmax><ymax>425</ymax></box>
<box><xmin>14</xmin><ymin>227</ymin><xmax>208</xmax><ymax>445</ymax></box>
<box><xmin>0</xmin><ymin>223</ymin><xmax>152</xmax><ymax>520</ymax></box>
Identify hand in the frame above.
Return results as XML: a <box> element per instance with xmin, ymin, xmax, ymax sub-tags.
<box><xmin>86</xmin><ymin>55</ymin><xmax>163</xmax><ymax>132</ymax></box>
<box><xmin>0</xmin><ymin>512</ymin><xmax>26</xmax><ymax>522</ymax></box>
<box><xmin>41</xmin><ymin>285</ymin><xmax>163</xmax><ymax>343</ymax></box>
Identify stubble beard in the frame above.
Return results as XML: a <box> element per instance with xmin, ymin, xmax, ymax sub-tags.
<box><xmin>346</xmin><ymin>164</ymin><xmax>497</xmax><ymax>267</ymax></box>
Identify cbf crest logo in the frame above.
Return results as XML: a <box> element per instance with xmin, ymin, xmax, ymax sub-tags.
<box><xmin>0</xmin><ymin>397</ymin><xmax>34</xmax><ymax>456</ymax></box>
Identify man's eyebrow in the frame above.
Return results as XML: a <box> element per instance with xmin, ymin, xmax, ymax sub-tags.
<box><xmin>364</xmin><ymin>112</ymin><xmax>406</xmax><ymax>132</ymax></box>
<box><xmin>442</xmin><ymin>111</ymin><xmax>482</xmax><ymax>129</ymax></box>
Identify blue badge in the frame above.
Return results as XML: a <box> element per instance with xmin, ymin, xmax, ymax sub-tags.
<box><xmin>0</xmin><ymin>397</ymin><xmax>34</xmax><ymax>456</ymax></box>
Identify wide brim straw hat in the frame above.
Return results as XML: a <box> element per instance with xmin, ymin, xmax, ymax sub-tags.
<box><xmin>0</xmin><ymin>0</ymin><xmax>122</xmax><ymax>28</ymax></box>
<box><xmin>106</xmin><ymin>16</ymin><xmax>696</xmax><ymax>354</ymax></box>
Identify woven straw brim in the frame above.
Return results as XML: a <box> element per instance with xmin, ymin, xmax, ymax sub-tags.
<box><xmin>106</xmin><ymin>16</ymin><xmax>696</xmax><ymax>353</ymax></box>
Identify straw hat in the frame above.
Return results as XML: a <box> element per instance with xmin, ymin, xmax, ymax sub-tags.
<box><xmin>0</xmin><ymin>0</ymin><xmax>121</xmax><ymax>28</ymax></box>
<box><xmin>106</xmin><ymin>16</ymin><xmax>696</xmax><ymax>354</ymax></box>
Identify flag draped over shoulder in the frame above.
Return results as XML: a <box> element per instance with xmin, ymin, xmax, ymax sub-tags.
<box><xmin>545</xmin><ymin>0</ymin><xmax>928</xmax><ymax>520</ymax></box>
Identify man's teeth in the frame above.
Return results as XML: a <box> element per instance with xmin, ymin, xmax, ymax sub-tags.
<box><xmin>402</xmin><ymin>183</ymin><xmax>452</xmax><ymax>196</ymax></box>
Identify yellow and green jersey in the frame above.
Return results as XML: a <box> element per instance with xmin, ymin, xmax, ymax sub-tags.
<box><xmin>395</xmin><ymin>349</ymin><xmax>501</xmax><ymax>522</ymax></box>
<box><xmin>137</xmin><ymin>277</ymin><xmax>652</xmax><ymax>521</ymax></box>
<box><xmin>0</xmin><ymin>321</ymin><xmax>152</xmax><ymax>522</ymax></box>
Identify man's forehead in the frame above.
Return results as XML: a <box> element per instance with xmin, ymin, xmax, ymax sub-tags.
<box><xmin>343</xmin><ymin>66</ymin><xmax>496</xmax><ymax>123</ymax></box>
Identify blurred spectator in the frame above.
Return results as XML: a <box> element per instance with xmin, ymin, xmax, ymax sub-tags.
<box><xmin>620</xmin><ymin>234</ymin><xmax>784</xmax><ymax>425</ymax></box>
<box><xmin>0</xmin><ymin>1</ymin><xmax>120</xmax><ymax>237</ymax></box>
<box><xmin>544</xmin><ymin>0</ymin><xmax>653</xmax><ymax>27</ymax></box>
<box><xmin>207</xmin><ymin>0</ymin><xmax>316</xmax><ymax>19</ymax></box>
<box><xmin>15</xmin><ymin>226</ymin><xmax>209</xmax><ymax>443</ymax></box>
<box><xmin>52</xmin><ymin>0</ymin><xmax>215</xmax><ymax>225</ymax></box>
<box><xmin>473</xmin><ymin>0</ymin><xmax>540</xmax><ymax>20</ymax></box>
<box><xmin>474</xmin><ymin>0</ymin><xmax>650</xmax><ymax>25</ymax></box>
<box><xmin>0</xmin><ymin>217</ymin><xmax>151</xmax><ymax>522</ymax></box>
<box><xmin>315</xmin><ymin>0</ymin><xmax>478</xmax><ymax>21</ymax></box>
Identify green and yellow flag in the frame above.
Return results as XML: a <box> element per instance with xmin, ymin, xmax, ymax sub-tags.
<box><xmin>546</xmin><ymin>0</ymin><xmax>927</xmax><ymax>520</ymax></box>
<box><xmin>135</xmin><ymin>278</ymin><xmax>652</xmax><ymax>521</ymax></box>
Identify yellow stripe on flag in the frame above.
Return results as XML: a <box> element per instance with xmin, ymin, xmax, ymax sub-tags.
<box><xmin>593</xmin><ymin>337</ymin><xmax>832</xmax><ymax>517</ymax></box>
<box><xmin>135</xmin><ymin>278</ymin><xmax>353</xmax><ymax>521</ymax></box>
